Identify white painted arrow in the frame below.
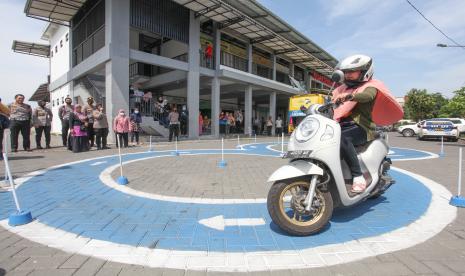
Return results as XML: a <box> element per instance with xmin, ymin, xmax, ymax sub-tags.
<box><xmin>199</xmin><ymin>215</ymin><xmax>266</xmax><ymax>231</ymax></box>
<box><xmin>90</xmin><ymin>161</ymin><xmax>107</xmax><ymax>166</ymax></box>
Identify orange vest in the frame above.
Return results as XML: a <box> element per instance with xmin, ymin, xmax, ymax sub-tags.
<box><xmin>332</xmin><ymin>79</ymin><xmax>403</xmax><ymax>126</ymax></box>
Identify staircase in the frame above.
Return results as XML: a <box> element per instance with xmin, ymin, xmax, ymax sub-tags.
<box><xmin>140</xmin><ymin>116</ymin><xmax>169</xmax><ymax>137</ymax></box>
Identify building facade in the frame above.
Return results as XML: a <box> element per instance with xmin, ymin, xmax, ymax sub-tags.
<box><xmin>18</xmin><ymin>0</ymin><xmax>338</xmax><ymax>139</ymax></box>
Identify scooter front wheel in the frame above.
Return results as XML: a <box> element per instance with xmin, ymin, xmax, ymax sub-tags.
<box><xmin>267</xmin><ymin>179</ymin><xmax>333</xmax><ymax>236</ymax></box>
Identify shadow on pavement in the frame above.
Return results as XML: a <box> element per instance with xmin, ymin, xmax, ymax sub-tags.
<box><xmin>8</xmin><ymin>155</ymin><xmax>44</xmax><ymax>161</ymax></box>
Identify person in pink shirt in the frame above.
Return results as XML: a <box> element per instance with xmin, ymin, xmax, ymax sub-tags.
<box><xmin>113</xmin><ymin>109</ymin><xmax>130</xmax><ymax>148</ymax></box>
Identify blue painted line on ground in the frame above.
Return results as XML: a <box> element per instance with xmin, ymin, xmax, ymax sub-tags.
<box><xmin>0</xmin><ymin>144</ymin><xmax>432</xmax><ymax>252</ymax></box>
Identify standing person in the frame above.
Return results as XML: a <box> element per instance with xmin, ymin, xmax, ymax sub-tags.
<box><xmin>253</xmin><ymin>117</ymin><xmax>260</xmax><ymax>136</ymax></box>
<box><xmin>0</xmin><ymin>98</ymin><xmax>10</xmax><ymax>160</ymax></box>
<box><xmin>235</xmin><ymin>110</ymin><xmax>243</xmax><ymax>133</ymax></box>
<box><xmin>203</xmin><ymin>115</ymin><xmax>210</xmax><ymax>134</ymax></box>
<box><xmin>59</xmin><ymin>97</ymin><xmax>74</xmax><ymax>147</ymax></box>
<box><xmin>219</xmin><ymin>112</ymin><xmax>226</xmax><ymax>135</ymax></box>
<box><xmin>130</xmin><ymin>108</ymin><xmax>142</xmax><ymax>145</ymax></box>
<box><xmin>32</xmin><ymin>100</ymin><xmax>53</xmax><ymax>149</ymax></box>
<box><xmin>260</xmin><ymin>117</ymin><xmax>265</xmax><ymax>135</ymax></box>
<box><xmin>83</xmin><ymin>97</ymin><xmax>96</xmax><ymax>147</ymax></box>
<box><xmin>9</xmin><ymin>94</ymin><xmax>32</xmax><ymax>152</ymax></box>
<box><xmin>129</xmin><ymin>117</ymin><xmax>140</xmax><ymax>145</ymax></box>
<box><xmin>93</xmin><ymin>104</ymin><xmax>109</xmax><ymax>150</ymax></box>
<box><xmin>225</xmin><ymin>112</ymin><xmax>231</xmax><ymax>137</ymax></box>
<box><xmin>275</xmin><ymin>116</ymin><xmax>283</xmax><ymax>136</ymax></box>
<box><xmin>69</xmin><ymin>105</ymin><xmax>89</xmax><ymax>153</ymax></box>
<box><xmin>266</xmin><ymin>116</ymin><xmax>273</xmax><ymax>136</ymax></box>
<box><xmin>198</xmin><ymin>111</ymin><xmax>203</xmax><ymax>136</ymax></box>
<box><xmin>168</xmin><ymin>107</ymin><xmax>180</xmax><ymax>142</ymax></box>
<box><xmin>180</xmin><ymin>105</ymin><xmax>188</xmax><ymax>136</ymax></box>
<box><xmin>204</xmin><ymin>42</ymin><xmax>213</xmax><ymax>68</ymax></box>
<box><xmin>113</xmin><ymin>109</ymin><xmax>130</xmax><ymax>148</ymax></box>
<box><xmin>228</xmin><ymin>113</ymin><xmax>236</xmax><ymax>134</ymax></box>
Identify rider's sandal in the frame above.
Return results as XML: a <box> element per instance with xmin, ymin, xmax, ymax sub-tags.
<box><xmin>351</xmin><ymin>182</ymin><xmax>367</xmax><ymax>194</ymax></box>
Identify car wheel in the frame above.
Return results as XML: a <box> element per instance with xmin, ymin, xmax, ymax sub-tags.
<box><xmin>402</xmin><ymin>129</ymin><xmax>414</xmax><ymax>137</ymax></box>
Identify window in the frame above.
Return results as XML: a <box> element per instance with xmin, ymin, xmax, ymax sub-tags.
<box><xmin>57</xmin><ymin>99</ymin><xmax>59</xmax><ymax>106</ymax></box>
<box><xmin>50</xmin><ymin>51</ymin><xmax>53</xmax><ymax>58</ymax></box>
<box><xmin>52</xmin><ymin>100</ymin><xmax>55</xmax><ymax>107</ymax></box>
<box><xmin>65</xmin><ymin>33</ymin><xmax>69</xmax><ymax>41</ymax></box>
<box><xmin>55</xmin><ymin>46</ymin><xmax>58</xmax><ymax>53</ymax></box>
<box><xmin>60</xmin><ymin>40</ymin><xmax>63</xmax><ymax>48</ymax></box>
<box><xmin>61</xmin><ymin>97</ymin><xmax>64</xmax><ymax>104</ymax></box>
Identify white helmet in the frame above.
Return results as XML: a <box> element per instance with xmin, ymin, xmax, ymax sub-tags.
<box><xmin>336</xmin><ymin>54</ymin><xmax>374</xmax><ymax>86</ymax></box>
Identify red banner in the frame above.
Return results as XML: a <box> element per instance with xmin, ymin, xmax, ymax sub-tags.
<box><xmin>310</xmin><ymin>71</ymin><xmax>333</xmax><ymax>87</ymax></box>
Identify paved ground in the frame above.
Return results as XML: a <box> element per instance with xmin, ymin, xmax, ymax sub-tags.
<box><xmin>0</xmin><ymin>134</ymin><xmax>464</xmax><ymax>275</ymax></box>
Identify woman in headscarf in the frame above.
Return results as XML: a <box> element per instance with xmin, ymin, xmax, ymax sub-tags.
<box><xmin>69</xmin><ymin>104</ymin><xmax>89</xmax><ymax>153</ymax></box>
<box><xmin>113</xmin><ymin>109</ymin><xmax>130</xmax><ymax>148</ymax></box>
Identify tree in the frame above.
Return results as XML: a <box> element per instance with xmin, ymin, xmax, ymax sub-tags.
<box><xmin>404</xmin><ymin>89</ymin><xmax>436</xmax><ymax>121</ymax></box>
<box><xmin>430</xmin><ymin>93</ymin><xmax>448</xmax><ymax>118</ymax></box>
<box><xmin>440</xmin><ymin>87</ymin><xmax>465</xmax><ymax>118</ymax></box>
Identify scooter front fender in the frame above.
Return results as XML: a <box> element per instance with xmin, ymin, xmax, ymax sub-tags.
<box><xmin>267</xmin><ymin>160</ymin><xmax>323</xmax><ymax>183</ymax></box>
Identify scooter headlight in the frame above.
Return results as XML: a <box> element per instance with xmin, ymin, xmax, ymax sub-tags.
<box><xmin>295</xmin><ymin>117</ymin><xmax>320</xmax><ymax>143</ymax></box>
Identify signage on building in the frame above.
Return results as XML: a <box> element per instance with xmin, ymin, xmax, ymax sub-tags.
<box><xmin>310</xmin><ymin>71</ymin><xmax>333</xmax><ymax>87</ymax></box>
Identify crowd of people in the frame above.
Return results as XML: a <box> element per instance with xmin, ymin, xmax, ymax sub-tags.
<box><xmin>0</xmin><ymin>94</ymin><xmax>144</xmax><ymax>156</ymax></box>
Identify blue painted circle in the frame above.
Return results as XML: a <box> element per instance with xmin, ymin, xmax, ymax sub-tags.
<box><xmin>0</xmin><ymin>143</ymin><xmax>433</xmax><ymax>252</ymax></box>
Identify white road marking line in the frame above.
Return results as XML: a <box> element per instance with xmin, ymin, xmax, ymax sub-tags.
<box><xmin>90</xmin><ymin>161</ymin><xmax>107</xmax><ymax>166</ymax></box>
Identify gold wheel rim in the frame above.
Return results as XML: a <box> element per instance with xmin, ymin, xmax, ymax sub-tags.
<box><xmin>278</xmin><ymin>181</ymin><xmax>326</xmax><ymax>227</ymax></box>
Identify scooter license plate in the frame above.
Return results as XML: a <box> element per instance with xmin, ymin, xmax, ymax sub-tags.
<box><xmin>283</xmin><ymin>150</ymin><xmax>313</xmax><ymax>159</ymax></box>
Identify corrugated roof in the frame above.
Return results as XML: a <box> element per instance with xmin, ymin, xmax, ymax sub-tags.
<box><xmin>12</xmin><ymin>40</ymin><xmax>50</xmax><ymax>58</ymax></box>
<box><xmin>24</xmin><ymin>0</ymin><xmax>87</xmax><ymax>26</ymax></box>
<box><xmin>29</xmin><ymin>83</ymin><xmax>50</xmax><ymax>102</ymax></box>
<box><xmin>172</xmin><ymin>0</ymin><xmax>337</xmax><ymax>76</ymax></box>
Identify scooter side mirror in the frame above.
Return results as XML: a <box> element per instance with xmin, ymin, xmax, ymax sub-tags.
<box><xmin>331</xmin><ymin>70</ymin><xmax>344</xmax><ymax>83</ymax></box>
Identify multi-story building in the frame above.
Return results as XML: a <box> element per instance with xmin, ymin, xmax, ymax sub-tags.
<box><xmin>14</xmin><ymin>0</ymin><xmax>338</xmax><ymax>139</ymax></box>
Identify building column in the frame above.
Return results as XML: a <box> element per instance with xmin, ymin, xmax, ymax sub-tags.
<box><xmin>211</xmin><ymin>22</ymin><xmax>221</xmax><ymax>138</ymax></box>
<box><xmin>105</xmin><ymin>0</ymin><xmax>130</xmax><ymax>141</ymax></box>
<box><xmin>247</xmin><ymin>43</ymin><xmax>253</xmax><ymax>73</ymax></box>
<box><xmin>269</xmin><ymin>91</ymin><xmax>276</xmax><ymax>135</ymax></box>
<box><xmin>244</xmin><ymin>86</ymin><xmax>252</xmax><ymax>136</ymax></box>
<box><xmin>289</xmin><ymin>62</ymin><xmax>294</xmax><ymax>78</ymax></box>
<box><xmin>188</xmin><ymin>10</ymin><xmax>200</xmax><ymax>139</ymax></box>
<box><xmin>304</xmin><ymin>68</ymin><xmax>311</xmax><ymax>93</ymax></box>
<box><xmin>272</xmin><ymin>54</ymin><xmax>277</xmax><ymax>81</ymax></box>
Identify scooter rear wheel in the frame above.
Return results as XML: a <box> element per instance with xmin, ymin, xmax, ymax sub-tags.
<box><xmin>267</xmin><ymin>179</ymin><xmax>333</xmax><ymax>236</ymax></box>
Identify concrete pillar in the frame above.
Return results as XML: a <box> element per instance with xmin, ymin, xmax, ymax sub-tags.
<box><xmin>244</xmin><ymin>86</ymin><xmax>252</xmax><ymax>136</ymax></box>
<box><xmin>269</xmin><ymin>91</ymin><xmax>276</xmax><ymax>135</ymax></box>
<box><xmin>304</xmin><ymin>68</ymin><xmax>311</xmax><ymax>93</ymax></box>
<box><xmin>247</xmin><ymin>43</ymin><xmax>253</xmax><ymax>73</ymax></box>
<box><xmin>211</xmin><ymin>22</ymin><xmax>221</xmax><ymax>137</ymax></box>
<box><xmin>272</xmin><ymin>54</ymin><xmax>277</xmax><ymax>81</ymax></box>
<box><xmin>289</xmin><ymin>62</ymin><xmax>294</xmax><ymax>78</ymax></box>
<box><xmin>188</xmin><ymin>10</ymin><xmax>200</xmax><ymax>139</ymax></box>
<box><xmin>105</xmin><ymin>0</ymin><xmax>130</xmax><ymax>140</ymax></box>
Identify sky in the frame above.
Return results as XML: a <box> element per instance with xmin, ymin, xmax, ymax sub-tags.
<box><xmin>1</xmin><ymin>0</ymin><xmax>465</xmax><ymax>104</ymax></box>
<box><xmin>257</xmin><ymin>0</ymin><xmax>465</xmax><ymax>97</ymax></box>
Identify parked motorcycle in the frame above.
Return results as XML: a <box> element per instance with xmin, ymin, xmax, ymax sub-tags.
<box><xmin>266</xmin><ymin>71</ymin><xmax>395</xmax><ymax>236</ymax></box>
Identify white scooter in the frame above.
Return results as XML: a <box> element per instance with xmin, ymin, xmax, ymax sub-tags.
<box><xmin>267</xmin><ymin>72</ymin><xmax>394</xmax><ymax>236</ymax></box>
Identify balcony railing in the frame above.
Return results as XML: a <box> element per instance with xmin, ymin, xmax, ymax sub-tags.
<box><xmin>220</xmin><ymin>51</ymin><xmax>247</xmax><ymax>72</ymax></box>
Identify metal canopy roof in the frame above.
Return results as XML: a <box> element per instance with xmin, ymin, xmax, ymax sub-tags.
<box><xmin>24</xmin><ymin>0</ymin><xmax>87</xmax><ymax>26</ymax></box>
<box><xmin>173</xmin><ymin>0</ymin><xmax>337</xmax><ymax>76</ymax></box>
<box><xmin>29</xmin><ymin>83</ymin><xmax>50</xmax><ymax>102</ymax></box>
<box><xmin>12</xmin><ymin>40</ymin><xmax>50</xmax><ymax>58</ymax></box>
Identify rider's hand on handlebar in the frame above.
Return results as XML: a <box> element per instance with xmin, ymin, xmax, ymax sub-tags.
<box><xmin>332</xmin><ymin>93</ymin><xmax>354</xmax><ymax>105</ymax></box>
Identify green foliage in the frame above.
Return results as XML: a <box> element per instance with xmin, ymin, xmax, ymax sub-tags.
<box><xmin>439</xmin><ymin>87</ymin><xmax>465</xmax><ymax>118</ymax></box>
<box><xmin>404</xmin><ymin>89</ymin><xmax>436</xmax><ymax>121</ymax></box>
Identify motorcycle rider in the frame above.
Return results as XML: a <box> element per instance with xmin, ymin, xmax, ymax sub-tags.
<box><xmin>331</xmin><ymin>55</ymin><xmax>380</xmax><ymax>193</ymax></box>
